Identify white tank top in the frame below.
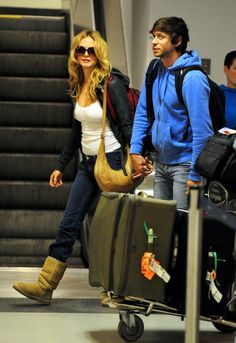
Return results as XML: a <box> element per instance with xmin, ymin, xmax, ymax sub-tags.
<box><xmin>74</xmin><ymin>100</ymin><xmax>121</xmax><ymax>155</ymax></box>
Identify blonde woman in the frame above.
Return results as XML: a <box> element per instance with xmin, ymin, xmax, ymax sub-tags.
<box><xmin>13</xmin><ymin>30</ymin><xmax>133</xmax><ymax>305</ymax></box>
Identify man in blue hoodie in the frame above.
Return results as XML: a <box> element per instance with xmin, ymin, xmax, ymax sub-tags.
<box><xmin>130</xmin><ymin>16</ymin><xmax>213</xmax><ymax>209</ymax></box>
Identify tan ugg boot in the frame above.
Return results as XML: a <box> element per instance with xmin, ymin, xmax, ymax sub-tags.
<box><xmin>13</xmin><ymin>256</ymin><xmax>67</xmax><ymax>305</ymax></box>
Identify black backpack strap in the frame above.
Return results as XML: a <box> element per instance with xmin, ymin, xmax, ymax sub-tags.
<box><xmin>175</xmin><ymin>65</ymin><xmax>204</xmax><ymax>105</ymax></box>
<box><xmin>174</xmin><ymin>65</ymin><xmax>204</xmax><ymax>139</ymax></box>
<box><xmin>145</xmin><ymin>59</ymin><xmax>159</xmax><ymax>124</ymax></box>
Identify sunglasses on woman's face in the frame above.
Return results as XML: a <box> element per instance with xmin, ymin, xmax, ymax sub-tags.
<box><xmin>75</xmin><ymin>46</ymin><xmax>96</xmax><ymax>57</ymax></box>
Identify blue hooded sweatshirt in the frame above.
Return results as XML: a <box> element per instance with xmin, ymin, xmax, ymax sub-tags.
<box><xmin>130</xmin><ymin>50</ymin><xmax>214</xmax><ymax>181</ymax></box>
<box><xmin>220</xmin><ymin>84</ymin><xmax>236</xmax><ymax>129</ymax></box>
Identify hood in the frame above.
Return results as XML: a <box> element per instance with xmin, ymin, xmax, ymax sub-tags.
<box><xmin>169</xmin><ymin>50</ymin><xmax>202</xmax><ymax>71</ymax></box>
<box><xmin>96</xmin><ymin>67</ymin><xmax>130</xmax><ymax>93</ymax></box>
<box><xmin>111</xmin><ymin>67</ymin><xmax>130</xmax><ymax>87</ymax></box>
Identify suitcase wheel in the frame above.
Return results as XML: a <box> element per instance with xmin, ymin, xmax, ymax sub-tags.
<box><xmin>118</xmin><ymin>314</ymin><xmax>144</xmax><ymax>342</ymax></box>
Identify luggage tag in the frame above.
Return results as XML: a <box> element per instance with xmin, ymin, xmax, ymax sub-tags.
<box><xmin>218</xmin><ymin>127</ymin><xmax>236</xmax><ymax>135</ymax></box>
<box><xmin>149</xmin><ymin>257</ymin><xmax>171</xmax><ymax>283</ymax></box>
<box><xmin>205</xmin><ymin>251</ymin><xmax>223</xmax><ymax>303</ymax></box>
<box><xmin>141</xmin><ymin>222</ymin><xmax>170</xmax><ymax>283</ymax></box>
<box><xmin>205</xmin><ymin>270</ymin><xmax>223</xmax><ymax>303</ymax></box>
<box><xmin>141</xmin><ymin>252</ymin><xmax>155</xmax><ymax>280</ymax></box>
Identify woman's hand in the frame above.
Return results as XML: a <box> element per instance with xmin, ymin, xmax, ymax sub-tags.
<box><xmin>131</xmin><ymin>154</ymin><xmax>153</xmax><ymax>179</ymax></box>
<box><xmin>49</xmin><ymin>170</ymin><xmax>63</xmax><ymax>188</ymax></box>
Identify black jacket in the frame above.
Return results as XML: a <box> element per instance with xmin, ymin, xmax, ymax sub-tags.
<box><xmin>56</xmin><ymin>70</ymin><xmax>133</xmax><ymax>173</ymax></box>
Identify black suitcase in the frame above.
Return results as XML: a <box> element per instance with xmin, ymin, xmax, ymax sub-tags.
<box><xmin>89</xmin><ymin>192</ymin><xmax>177</xmax><ymax>303</ymax></box>
<box><xmin>201</xmin><ymin>215</ymin><xmax>235</xmax><ymax>316</ymax></box>
<box><xmin>166</xmin><ymin>209</ymin><xmax>235</xmax><ymax>317</ymax></box>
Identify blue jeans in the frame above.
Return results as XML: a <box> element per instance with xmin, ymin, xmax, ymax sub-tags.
<box><xmin>154</xmin><ymin>161</ymin><xmax>191</xmax><ymax>210</ymax></box>
<box><xmin>49</xmin><ymin>149</ymin><xmax>122</xmax><ymax>262</ymax></box>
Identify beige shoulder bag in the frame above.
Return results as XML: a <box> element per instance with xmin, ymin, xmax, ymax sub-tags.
<box><xmin>94</xmin><ymin>81</ymin><xmax>143</xmax><ymax>193</ymax></box>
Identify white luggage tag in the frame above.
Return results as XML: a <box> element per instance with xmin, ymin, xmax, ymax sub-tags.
<box><xmin>149</xmin><ymin>257</ymin><xmax>171</xmax><ymax>283</ymax></box>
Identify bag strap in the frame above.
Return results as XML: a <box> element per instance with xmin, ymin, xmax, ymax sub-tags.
<box><xmin>175</xmin><ymin>65</ymin><xmax>204</xmax><ymax>105</ymax></box>
<box><xmin>100</xmin><ymin>79</ymin><xmax>128</xmax><ymax>175</ymax></box>
<box><xmin>145</xmin><ymin>58</ymin><xmax>159</xmax><ymax>125</ymax></box>
<box><xmin>174</xmin><ymin>65</ymin><xmax>205</xmax><ymax>140</ymax></box>
<box><xmin>101</xmin><ymin>80</ymin><xmax>108</xmax><ymax>139</ymax></box>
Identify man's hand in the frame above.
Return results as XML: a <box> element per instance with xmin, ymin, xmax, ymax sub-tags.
<box><xmin>130</xmin><ymin>154</ymin><xmax>153</xmax><ymax>179</ymax></box>
<box><xmin>49</xmin><ymin>170</ymin><xmax>63</xmax><ymax>187</ymax></box>
<box><xmin>186</xmin><ymin>179</ymin><xmax>202</xmax><ymax>194</ymax></box>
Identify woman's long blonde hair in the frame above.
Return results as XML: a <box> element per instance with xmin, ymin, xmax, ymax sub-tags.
<box><xmin>68</xmin><ymin>30</ymin><xmax>112</xmax><ymax>101</ymax></box>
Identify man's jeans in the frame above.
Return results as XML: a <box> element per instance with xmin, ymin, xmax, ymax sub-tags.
<box><xmin>154</xmin><ymin>161</ymin><xmax>191</xmax><ymax>210</ymax></box>
<box><xmin>49</xmin><ymin>150</ymin><xmax>122</xmax><ymax>263</ymax></box>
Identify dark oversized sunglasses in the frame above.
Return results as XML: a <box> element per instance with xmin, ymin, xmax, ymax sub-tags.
<box><xmin>75</xmin><ymin>46</ymin><xmax>96</xmax><ymax>57</ymax></box>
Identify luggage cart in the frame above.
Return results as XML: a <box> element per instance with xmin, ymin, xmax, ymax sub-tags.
<box><xmin>109</xmin><ymin>296</ymin><xmax>236</xmax><ymax>342</ymax></box>
<box><xmin>106</xmin><ymin>188</ymin><xmax>236</xmax><ymax>342</ymax></box>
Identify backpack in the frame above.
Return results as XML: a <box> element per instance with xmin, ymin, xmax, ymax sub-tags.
<box><xmin>195</xmin><ymin>130</ymin><xmax>236</xmax><ymax>193</ymax></box>
<box><xmin>107</xmin><ymin>68</ymin><xmax>140</xmax><ymax>123</ymax></box>
<box><xmin>107</xmin><ymin>68</ymin><xmax>154</xmax><ymax>155</ymax></box>
<box><xmin>145</xmin><ymin>59</ymin><xmax>226</xmax><ymax>137</ymax></box>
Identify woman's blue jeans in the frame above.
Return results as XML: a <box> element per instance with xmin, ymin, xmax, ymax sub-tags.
<box><xmin>49</xmin><ymin>150</ymin><xmax>122</xmax><ymax>263</ymax></box>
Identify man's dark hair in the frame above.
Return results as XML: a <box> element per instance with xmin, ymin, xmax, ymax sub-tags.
<box><xmin>149</xmin><ymin>16</ymin><xmax>189</xmax><ymax>53</ymax></box>
<box><xmin>224</xmin><ymin>50</ymin><xmax>236</xmax><ymax>68</ymax></box>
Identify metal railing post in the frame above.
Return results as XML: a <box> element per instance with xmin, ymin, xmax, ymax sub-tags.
<box><xmin>185</xmin><ymin>186</ymin><xmax>203</xmax><ymax>343</ymax></box>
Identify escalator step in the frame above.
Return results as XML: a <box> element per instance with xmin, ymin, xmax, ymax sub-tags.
<box><xmin>0</xmin><ymin>181</ymin><xmax>73</xmax><ymax>209</ymax></box>
<box><xmin>0</xmin><ymin>77</ymin><xmax>70</xmax><ymax>102</ymax></box>
<box><xmin>0</xmin><ymin>53</ymin><xmax>68</xmax><ymax>78</ymax></box>
<box><xmin>0</xmin><ymin>30</ymin><xmax>68</xmax><ymax>54</ymax></box>
<box><xmin>0</xmin><ymin>15</ymin><xmax>66</xmax><ymax>32</ymax></box>
<box><xmin>0</xmin><ymin>101</ymin><xmax>73</xmax><ymax>127</ymax></box>
<box><xmin>0</xmin><ymin>127</ymin><xmax>71</xmax><ymax>153</ymax></box>
<box><xmin>0</xmin><ymin>153</ymin><xmax>77</xmax><ymax>181</ymax></box>
<box><xmin>0</xmin><ymin>209</ymin><xmax>63</xmax><ymax>238</ymax></box>
<box><xmin>0</xmin><ymin>238</ymin><xmax>81</xmax><ymax>257</ymax></box>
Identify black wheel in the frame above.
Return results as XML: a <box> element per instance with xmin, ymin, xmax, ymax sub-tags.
<box><xmin>118</xmin><ymin>315</ymin><xmax>144</xmax><ymax>342</ymax></box>
<box><xmin>212</xmin><ymin>322</ymin><xmax>236</xmax><ymax>333</ymax></box>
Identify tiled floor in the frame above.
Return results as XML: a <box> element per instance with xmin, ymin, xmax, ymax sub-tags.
<box><xmin>0</xmin><ymin>267</ymin><xmax>235</xmax><ymax>343</ymax></box>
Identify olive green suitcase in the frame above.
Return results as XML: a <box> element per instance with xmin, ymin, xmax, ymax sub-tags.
<box><xmin>112</xmin><ymin>194</ymin><xmax>176</xmax><ymax>301</ymax></box>
<box><xmin>89</xmin><ymin>192</ymin><xmax>177</xmax><ymax>302</ymax></box>
<box><xmin>88</xmin><ymin>192</ymin><xmax>128</xmax><ymax>290</ymax></box>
